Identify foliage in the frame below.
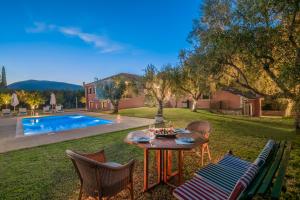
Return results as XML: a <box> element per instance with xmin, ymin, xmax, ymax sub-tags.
<box><xmin>0</xmin><ymin>66</ymin><xmax>7</xmax><ymax>87</ymax></box>
<box><xmin>0</xmin><ymin>90</ymin><xmax>84</xmax><ymax>110</ymax></box>
<box><xmin>0</xmin><ymin>108</ymin><xmax>299</xmax><ymax>199</ymax></box>
<box><xmin>40</xmin><ymin>90</ymin><xmax>84</xmax><ymax>109</ymax></box>
<box><xmin>0</xmin><ymin>93</ymin><xmax>11</xmax><ymax>108</ymax></box>
<box><xmin>172</xmin><ymin>51</ymin><xmax>216</xmax><ymax>111</ymax></box>
<box><xmin>96</xmin><ymin>77</ymin><xmax>127</xmax><ymax>113</ymax></box>
<box><xmin>189</xmin><ymin>0</ymin><xmax>300</xmax><ymax>129</ymax></box>
<box><xmin>80</xmin><ymin>96</ymin><xmax>86</xmax><ymax>105</ymax></box>
<box><xmin>24</xmin><ymin>92</ymin><xmax>45</xmax><ymax>110</ymax></box>
<box><xmin>143</xmin><ymin>64</ymin><xmax>172</xmax><ymax>120</ymax></box>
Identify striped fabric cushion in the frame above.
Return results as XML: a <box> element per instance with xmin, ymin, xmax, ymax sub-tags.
<box><xmin>254</xmin><ymin>140</ymin><xmax>275</xmax><ymax>167</ymax></box>
<box><xmin>228</xmin><ymin>164</ymin><xmax>259</xmax><ymax>200</ymax></box>
<box><xmin>218</xmin><ymin>154</ymin><xmax>252</xmax><ymax>173</ymax></box>
<box><xmin>195</xmin><ymin>163</ymin><xmax>245</xmax><ymax>193</ymax></box>
<box><xmin>173</xmin><ymin>176</ymin><xmax>230</xmax><ymax>200</ymax></box>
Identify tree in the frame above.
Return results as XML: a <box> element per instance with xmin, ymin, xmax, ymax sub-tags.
<box><xmin>172</xmin><ymin>51</ymin><xmax>215</xmax><ymax>112</ymax></box>
<box><xmin>143</xmin><ymin>64</ymin><xmax>172</xmax><ymax>123</ymax></box>
<box><xmin>0</xmin><ymin>93</ymin><xmax>11</xmax><ymax>108</ymax></box>
<box><xmin>80</xmin><ymin>96</ymin><xmax>86</xmax><ymax>105</ymax></box>
<box><xmin>190</xmin><ymin>0</ymin><xmax>300</xmax><ymax>130</ymax></box>
<box><xmin>1</xmin><ymin>66</ymin><xmax>7</xmax><ymax>87</ymax></box>
<box><xmin>55</xmin><ymin>92</ymin><xmax>65</xmax><ymax>105</ymax></box>
<box><xmin>96</xmin><ymin>77</ymin><xmax>127</xmax><ymax>114</ymax></box>
<box><xmin>24</xmin><ymin>92</ymin><xmax>45</xmax><ymax>112</ymax></box>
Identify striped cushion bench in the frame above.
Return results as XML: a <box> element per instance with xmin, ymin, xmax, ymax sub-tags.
<box><xmin>173</xmin><ymin>140</ymin><xmax>290</xmax><ymax>200</ymax></box>
<box><xmin>218</xmin><ymin>154</ymin><xmax>252</xmax><ymax>173</ymax></box>
<box><xmin>194</xmin><ymin>163</ymin><xmax>246</xmax><ymax>193</ymax></box>
<box><xmin>228</xmin><ymin>164</ymin><xmax>259</xmax><ymax>199</ymax></box>
<box><xmin>174</xmin><ymin>163</ymin><xmax>259</xmax><ymax>200</ymax></box>
<box><xmin>254</xmin><ymin>140</ymin><xmax>275</xmax><ymax>167</ymax></box>
<box><xmin>173</xmin><ymin>176</ymin><xmax>231</xmax><ymax>200</ymax></box>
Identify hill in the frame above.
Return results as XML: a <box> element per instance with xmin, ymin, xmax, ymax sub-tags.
<box><xmin>8</xmin><ymin>80</ymin><xmax>83</xmax><ymax>91</ymax></box>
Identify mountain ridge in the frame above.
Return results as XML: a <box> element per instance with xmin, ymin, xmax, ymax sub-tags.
<box><xmin>8</xmin><ymin>80</ymin><xmax>83</xmax><ymax>91</ymax></box>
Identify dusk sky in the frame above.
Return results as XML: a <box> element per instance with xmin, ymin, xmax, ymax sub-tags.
<box><xmin>0</xmin><ymin>0</ymin><xmax>202</xmax><ymax>85</ymax></box>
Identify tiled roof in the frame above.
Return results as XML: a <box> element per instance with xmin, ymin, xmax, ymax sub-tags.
<box><xmin>85</xmin><ymin>73</ymin><xmax>142</xmax><ymax>85</ymax></box>
<box><xmin>222</xmin><ymin>87</ymin><xmax>261</xmax><ymax>99</ymax></box>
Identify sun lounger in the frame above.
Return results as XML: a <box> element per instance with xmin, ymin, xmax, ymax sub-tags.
<box><xmin>43</xmin><ymin>106</ymin><xmax>51</xmax><ymax>113</ymax></box>
<box><xmin>173</xmin><ymin>140</ymin><xmax>291</xmax><ymax>200</ymax></box>
<box><xmin>18</xmin><ymin>108</ymin><xmax>27</xmax><ymax>116</ymax></box>
<box><xmin>2</xmin><ymin>109</ymin><xmax>11</xmax><ymax>116</ymax></box>
<box><xmin>55</xmin><ymin>105</ymin><xmax>64</xmax><ymax>113</ymax></box>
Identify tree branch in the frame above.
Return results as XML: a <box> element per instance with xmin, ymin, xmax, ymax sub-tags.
<box><xmin>288</xmin><ymin>0</ymin><xmax>300</xmax><ymax>49</ymax></box>
<box><xmin>262</xmin><ymin>64</ymin><xmax>294</xmax><ymax>98</ymax></box>
<box><xmin>223</xmin><ymin>61</ymin><xmax>250</xmax><ymax>86</ymax></box>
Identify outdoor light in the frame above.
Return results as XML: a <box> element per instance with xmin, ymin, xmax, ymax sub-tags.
<box><xmin>116</xmin><ymin>114</ymin><xmax>121</xmax><ymax>123</ymax></box>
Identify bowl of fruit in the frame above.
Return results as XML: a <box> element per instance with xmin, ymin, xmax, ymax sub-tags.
<box><xmin>152</xmin><ymin>128</ymin><xmax>177</xmax><ymax>138</ymax></box>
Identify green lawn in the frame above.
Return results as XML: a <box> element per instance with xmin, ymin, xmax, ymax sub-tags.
<box><xmin>0</xmin><ymin>108</ymin><xmax>299</xmax><ymax>199</ymax></box>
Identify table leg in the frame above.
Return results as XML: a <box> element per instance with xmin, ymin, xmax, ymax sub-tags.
<box><xmin>178</xmin><ymin>150</ymin><xmax>183</xmax><ymax>185</ymax></box>
<box><xmin>167</xmin><ymin>151</ymin><xmax>172</xmax><ymax>176</ymax></box>
<box><xmin>143</xmin><ymin>149</ymin><xmax>149</xmax><ymax>192</ymax></box>
<box><xmin>156</xmin><ymin>150</ymin><xmax>161</xmax><ymax>183</ymax></box>
<box><xmin>163</xmin><ymin>150</ymin><xmax>168</xmax><ymax>183</ymax></box>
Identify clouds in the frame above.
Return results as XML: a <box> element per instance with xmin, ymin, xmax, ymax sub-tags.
<box><xmin>26</xmin><ymin>22</ymin><xmax>124</xmax><ymax>53</ymax></box>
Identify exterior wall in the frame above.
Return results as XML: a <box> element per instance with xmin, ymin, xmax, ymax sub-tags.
<box><xmin>210</xmin><ymin>91</ymin><xmax>242</xmax><ymax>110</ymax></box>
<box><xmin>197</xmin><ymin>99</ymin><xmax>210</xmax><ymax>109</ymax></box>
<box><xmin>84</xmin><ymin>82</ymin><xmax>145</xmax><ymax>110</ymax></box>
<box><xmin>248</xmin><ymin>98</ymin><xmax>262</xmax><ymax>117</ymax></box>
<box><xmin>119</xmin><ymin>95</ymin><xmax>145</xmax><ymax>109</ymax></box>
<box><xmin>84</xmin><ymin>83</ymin><xmax>98</xmax><ymax>110</ymax></box>
<box><xmin>168</xmin><ymin>98</ymin><xmax>189</xmax><ymax>108</ymax></box>
<box><xmin>262</xmin><ymin>110</ymin><xmax>284</xmax><ymax>116</ymax></box>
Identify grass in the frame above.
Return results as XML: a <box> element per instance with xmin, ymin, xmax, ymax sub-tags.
<box><xmin>0</xmin><ymin>107</ymin><xmax>299</xmax><ymax>199</ymax></box>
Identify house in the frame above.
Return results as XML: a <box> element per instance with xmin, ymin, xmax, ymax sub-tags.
<box><xmin>84</xmin><ymin>73</ymin><xmax>262</xmax><ymax>117</ymax></box>
<box><xmin>199</xmin><ymin>88</ymin><xmax>262</xmax><ymax>117</ymax></box>
<box><xmin>83</xmin><ymin>73</ymin><xmax>145</xmax><ymax>111</ymax></box>
<box><xmin>168</xmin><ymin>88</ymin><xmax>262</xmax><ymax>117</ymax></box>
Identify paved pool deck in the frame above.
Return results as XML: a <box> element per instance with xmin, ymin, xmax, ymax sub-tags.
<box><xmin>0</xmin><ymin>111</ymin><xmax>154</xmax><ymax>153</ymax></box>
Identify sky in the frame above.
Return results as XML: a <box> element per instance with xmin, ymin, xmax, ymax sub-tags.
<box><xmin>0</xmin><ymin>0</ymin><xmax>202</xmax><ymax>85</ymax></box>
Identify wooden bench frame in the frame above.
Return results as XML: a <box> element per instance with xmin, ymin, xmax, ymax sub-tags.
<box><xmin>240</xmin><ymin>141</ymin><xmax>292</xmax><ymax>200</ymax></box>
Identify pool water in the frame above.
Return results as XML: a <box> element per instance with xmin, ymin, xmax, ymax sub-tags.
<box><xmin>22</xmin><ymin>114</ymin><xmax>113</xmax><ymax>136</ymax></box>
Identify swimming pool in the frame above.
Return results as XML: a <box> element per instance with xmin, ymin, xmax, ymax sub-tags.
<box><xmin>22</xmin><ymin>115</ymin><xmax>113</xmax><ymax>136</ymax></box>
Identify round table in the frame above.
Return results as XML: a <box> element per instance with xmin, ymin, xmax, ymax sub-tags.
<box><xmin>124</xmin><ymin>129</ymin><xmax>208</xmax><ymax>192</ymax></box>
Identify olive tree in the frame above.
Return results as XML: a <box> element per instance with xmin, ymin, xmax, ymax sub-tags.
<box><xmin>24</xmin><ymin>92</ymin><xmax>45</xmax><ymax>113</ymax></box>
<box><xmin>172</xmin><ymin>51</ymin><xmax>215</xmax><ymax>112</ymax></box>
<box><xmin>96</xmin><ymin>77</ymin><xmax>127</xmax><ymax>114</ymax></box>
<box><xmin>0</xmin><ymin>93</ymin><xmax>11</xmax><ymax>108</ymax></box>
<box><xmin>190</xmin><ymin>0</ymin><xmax>300</xmax><ymax>130</ymax></box>
<box><xmin>143</xmin><ymin>64</ymin><xmax>172</xmax><ymax>123</ymax></box>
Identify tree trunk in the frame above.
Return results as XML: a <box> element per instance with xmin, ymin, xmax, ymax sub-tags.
<box><xmin>155</xmin><ymin>100</ymin><xmax>164</xmax><ymax>123</ymax></box>
<box><xmin>157</xmin><ymin>100</ymin><xmax>163</xmax><ymax>117</ymax></box>
<box><xmin>295</xmin><ymin>98</ymin><xmax>300</xmax><ymax>132</ymax></box>
<box><xmin>112</xmin><ymin>101</ymin><xmax>119</xmax><ymax>114</ymax></box>
<box><xmin>284</xmin><ymin>99</ymin><xmax>294</xmax><ymax>117</ymax></box>
<box><xmin>191</xmin><ymin>98</ymin><xmax>197</xmax><ymax>112</ymax></box>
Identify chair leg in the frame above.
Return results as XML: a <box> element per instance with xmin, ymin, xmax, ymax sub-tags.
<box><xmin>206</xmin><ymin>144</ymin><xmax>211</xmax><ymax>161</ymax></box>
<box><xmin>201</xmin><ymin>145</ymin><xmax>204</xmax><ymax>166</ymax></box>
<box><xmin>78</xmin><ymin>184</ymin><xmax>83</xmax><ymax>200</ymax></box>
<box><xmin>130</xmin><ymin>182</ymin><xmax>134</xmax><ymax>200</ymax></box>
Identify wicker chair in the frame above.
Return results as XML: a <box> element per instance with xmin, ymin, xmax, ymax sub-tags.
<box><xmin>186</xmin><ymin>120</ymin><xmax>212</xmax><ymax>166</ymax></box>
<box><xmin>66</xmin><ymin>149</ymin><xmax>135</xmax><ymax>200</ymax></box>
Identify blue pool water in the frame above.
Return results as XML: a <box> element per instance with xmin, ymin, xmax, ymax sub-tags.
<box><xmin>22</xmin><ymin>114</ymin><xmax>113</xmax><ymax>136</ymax></box>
